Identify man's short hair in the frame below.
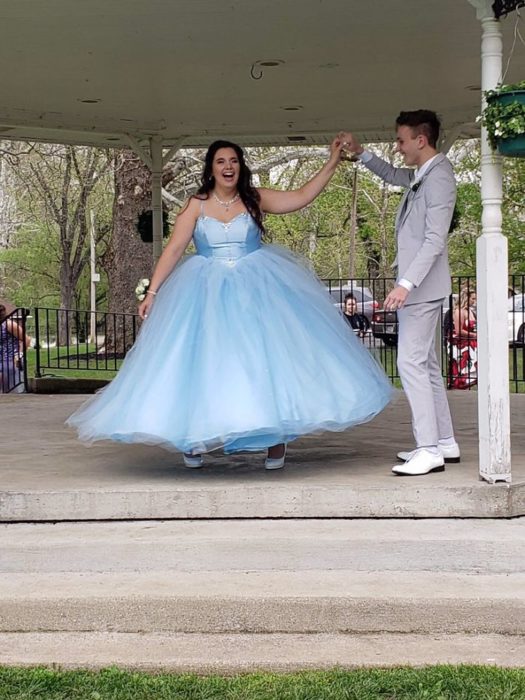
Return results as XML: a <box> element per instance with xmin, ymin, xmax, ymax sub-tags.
<box><xmin>344</xmin><ymin>293</ymin><xmax>356</xmax><ymax>302</ymax></box>
<box><xmin>396</xmin><ymin>110</ymin><xmax>441</xmax><ymax>148</ymax></box>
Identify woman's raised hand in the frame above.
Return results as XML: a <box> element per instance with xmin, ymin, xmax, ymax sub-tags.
<box><xmin>338</xmin><ymin>131</ymin><xmax>364</xmax><ymax>156</ymax></box>
<box><xmin>329</xmin><ymin>133</ymin><xmax>347</xmax><ymax>163</ymax></box>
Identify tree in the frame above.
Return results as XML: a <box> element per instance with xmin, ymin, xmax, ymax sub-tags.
<box><xmin>0</xmin><ymin>143</ymin><xmax>19</xmax><ymax>251</ymax></box>
<box><xmin>0</xmin><ymin>141</ymin><xmax>33</xmax><ymax>301</ymax></box>
<box><xmin>104</xmin><ymin>145</ymin><xmax>332</xmax><ymax>319</ymax></box>
<box><xmin>12</xmin><ymin>144</ymin><xmax>112</xmax><ymax>306</ymax></box>
<box><xmin>0</xmin><ymin>142</ymin><xmax>112</xmax><ymax>340</ymax></box>
<box><xmin>449</xmin><ymin>140</ymin><xmax>525</xmax><ymax>276</ymax></box>
<box><xmin>262</xmin><ymin>144</ymin><xmax>399</xmax><ymax>280</ymax></box>
<box><xmin>2</xmin><ymin>138</ymin><xmax>524</xmax><ymax>327</ymax></box>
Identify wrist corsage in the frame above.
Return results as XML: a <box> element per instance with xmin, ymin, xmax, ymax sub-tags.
<box><xmin>135</xmin><ymin>278</ymin><xmax>150</xmax><ymax>302</ymax></box>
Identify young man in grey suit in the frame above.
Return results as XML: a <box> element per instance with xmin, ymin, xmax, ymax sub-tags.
<box><xmin>341</xmin><ymin>110</ymin><xmax>460</xmax><ymax>476</ymax></box>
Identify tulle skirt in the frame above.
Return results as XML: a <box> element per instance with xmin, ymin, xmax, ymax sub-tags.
<box><xmin>67</xmin><ymin>245</ymin><xmax>392</xmax><ymax>453</ymax></box>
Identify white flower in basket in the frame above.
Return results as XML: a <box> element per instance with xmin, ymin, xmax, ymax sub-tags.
<box><xmin>135</xmin><ymin>278</ymin><xmax>150</xmax><ymax>301</ymax></box>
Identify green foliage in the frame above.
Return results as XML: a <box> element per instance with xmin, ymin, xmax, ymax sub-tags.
<box><xmin>449</xmin><ymin>140</ymin><xmax>525</xmax><ymax>273</ymax></box>
<box><xmin>265</xmin><ymin>153</ymin><xmax>398</xmax><ymax>279</ymax></box>
<box><xmin>2</xmin><ymin>140</ymin><xmax>525</xmax><ymax>311</ymax></box>
<box><xmin>24</xmin><ymin>346</ymin><xmax>119</xmax><ymax>380</ymax></box>
<box><xmin>0</xmin><ymin>144</ymin><xmax>113</xmax><ymax>309</ymax></box>
<box><xmin>0</xmin><ymin>665</ymin><xmax>524</xmax><ymax>700</ymax></box>
<box><xmin>0</xmin><ymin>221</ymin><xmax>61</xmax><ymax>307</ymax></box>
<box><xmin>502</xmin><ymin>155</ymin><xmax>525</xmax><ymax>271</ymax></box>
<box><xmin>447</xmin><ymin>183</ymin><xmax>480</xmax><ymax>275</ymax></box>
<box><xmin>481</xmin><ymin>81</ymin><xmax>525</xmax><ymax>151</ymax></box>
<box><xmin>486</xmin><ymin>80</ymin><xmax>525</xmax><ymax>96</ymax></box>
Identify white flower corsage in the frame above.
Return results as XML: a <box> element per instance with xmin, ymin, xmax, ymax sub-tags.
<box><xmin>135</xmin><ymin>278</ymin><xmax>150</xmax><ymax>301</ymax></box>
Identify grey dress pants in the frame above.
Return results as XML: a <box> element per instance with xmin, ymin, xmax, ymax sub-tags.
<box><xmin>397</xmin><ymin>299</ymin><xmax>454</xmax><ymax>448</ymax></box>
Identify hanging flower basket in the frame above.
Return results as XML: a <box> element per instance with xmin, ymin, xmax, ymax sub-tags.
<box><xmin>481</xmin><ymin>82</ymin><xmax>525</xmax><ymax>158</ymax></box>
<box><xmin>496</xmin><ymin>130</ymin><xmax>525</xmax><ymax>158</ymax></box>
<box><xmin>136</xmin><ymin>209</ymin><xmax>171</xmax><ymax>243</ymax></box>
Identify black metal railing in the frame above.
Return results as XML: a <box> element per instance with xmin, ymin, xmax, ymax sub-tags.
<box><xmin>0</xmin><ymin>308</ymin><xmax>29</xmax><ymax>393</ymax></box>
<box><xmin>324</xmin><ymin>275</ymin><xmax>453</xmax><ymax>386</ymax></box>
<box><xmin>323</xmin><ymin>274</ymin><xmax>525</xmax><ymax>392</ymax></box>
<box><xmin>26</xmin><ymin>274</ymin><xmax>525</xmax><ymax>391</ymax></box>
<box><xmin>33</xmin><ymin>307</ymin><xmax>139</xmax><ymax>376</ymax></box>
<box><xmin>508</xmin><ymin>273</ymin><xmax>525</xmax><ymax>392</ymax></box>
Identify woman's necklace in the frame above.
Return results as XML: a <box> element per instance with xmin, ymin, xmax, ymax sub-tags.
<box><xmin>213</xmin><ymin>192</ymin><xmax>240</xmax><ymax>212</ymax></box>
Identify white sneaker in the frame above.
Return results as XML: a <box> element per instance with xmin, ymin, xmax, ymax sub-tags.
<box><xmin>183</xmin><ymin>453</ymin><xmax>203</xmax><ymax>468</ymax></box>
<box><xmin>392</xmin><ymin>448</ymin><xmax>445</xmax><ymax>476</ymax></box>
<box><xmin>265</xmin><ymin>445</ymin><xmax>286</xmax><ymax>470</ymax></box>
<box><xmin>397</xmin><ymin>442</ymin><xmax>460</xmax><ymax>464</ymax></box>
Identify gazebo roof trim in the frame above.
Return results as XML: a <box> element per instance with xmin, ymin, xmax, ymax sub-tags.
<box><xmin>0</xmin><ymin>1</ymin><xmax>523</xmax><ymax>148</ymax></box>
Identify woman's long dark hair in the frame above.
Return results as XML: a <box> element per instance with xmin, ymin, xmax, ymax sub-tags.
<box><xmin>194</xmin><ymin>140</ymin><xmax>265</xmax><ymax>234</ymax></box>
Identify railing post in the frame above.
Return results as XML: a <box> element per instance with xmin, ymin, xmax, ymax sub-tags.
<box><xmin>34</xmin><ymin>307</ymin><xmax>42</xmax><ymax>379</ymax></box>
<box><xmin>150</xmin><ymin>136</ymin><xmax>164</xmax><ymax>263</ymax></box>
<box><xmin>21</xmin><ymin>308</ymin><xmax>29</xmax><ymax>391</ymax></box>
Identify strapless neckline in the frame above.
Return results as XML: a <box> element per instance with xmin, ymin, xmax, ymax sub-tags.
<box><xmin>198</xmin><ymin>212</ymin><xmax>249</xmax><ymax>226</ymax></box>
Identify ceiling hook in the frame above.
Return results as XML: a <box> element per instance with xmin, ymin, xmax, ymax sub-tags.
<box><xmin>250</xmin><ymin>62</ymin><xmax>263</xmax><ymax>80</ymax></box>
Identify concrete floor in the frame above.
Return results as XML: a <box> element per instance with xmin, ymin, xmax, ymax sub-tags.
<box><xmin>1</xmin><ymin>391</ymin><xmax>524</xmax><ymax>519</ymax></box>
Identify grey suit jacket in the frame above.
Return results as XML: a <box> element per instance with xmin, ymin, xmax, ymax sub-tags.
<box><xmin>363</xmin><ymin>153</ymin><xmax>456</xmax><ymax>305</ymax></box>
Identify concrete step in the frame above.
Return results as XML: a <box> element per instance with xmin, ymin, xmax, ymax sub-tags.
<box><xmin>3</xmin><ymin>480</ymin><xmax>524</xmax><ymax>520</ymax></box>
<box><xmin>1</xmin><ymin>632</ymin><xmax>524</xmax><ymax>671</ymax></box>
<box><xmin>1</xmin><ymin>570</ymin><xmax>524</xmax><ymax>635</ymax></box>
<box><xmin>1</xmin><ymin>519</ymin><xmax>524</xmax><ymax>636</ymax></box>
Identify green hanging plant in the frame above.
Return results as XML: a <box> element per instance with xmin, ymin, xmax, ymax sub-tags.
<box><xmin>479</xmin><ymin>80</ymin><xmax>525</xmax><ymax>155</ymax></box>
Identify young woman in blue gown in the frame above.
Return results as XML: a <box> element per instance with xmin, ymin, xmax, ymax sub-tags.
<box><xmin>67</xmin><ymin>136</ymin><xmax>392</xmax><ymax>469</ymax></box>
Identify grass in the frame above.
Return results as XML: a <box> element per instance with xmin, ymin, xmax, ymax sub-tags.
<box><xmin>21</xmin><ymin>342</ymin><xmax>525</xmax><ymax>393</ymax></box>
<box><xmin>25</xmin><ymin>346</ymin><xmax>119</xmax><ymax>380</ymax></box>
<box><xmin>509</xmin><ymin>345</ymin><xmax>525</xmax><ymax>393</ymax></box>
<box><xmin>0</xmin><ymin>666</ymin><xmax>524</xmax><ymax>700</ymax></box>
<box><xmin>372</xmin><ymin>343</ymin><xmax>525</xmax><ymax>394</ymax></box>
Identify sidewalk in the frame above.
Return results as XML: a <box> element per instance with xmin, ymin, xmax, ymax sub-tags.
<box><xmin>1</xmin><ymin>391</ymin><xmax>524</xmax><ymax>519</ymax></box>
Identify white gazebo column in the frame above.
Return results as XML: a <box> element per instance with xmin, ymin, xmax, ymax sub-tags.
<box><xmin>126</xmin><ymin>135</ymin><xmax>187</xmax><ymax>264</ymax></box>
<box><xmin>150</xmin><ymin>136</ymin><xmax>164</xmax><ymax>262</ymax></box>
<box><xmin>470</xmin><ymin>0</ymin><xmax>511</xmax><ymax>483</ymax></box>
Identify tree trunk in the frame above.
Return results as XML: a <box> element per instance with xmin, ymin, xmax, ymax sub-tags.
<box><xmin>0</xmin><ymin>145</ymin><xmax>16</xmax><ymax>300</ymax></box>
<box><xmin>104</xmin><ymin>150</ymin><xmax>153</xmax><ymax>352</ymax></box>
<box><xmin>0</xmin><ymin>145</ymin><xmax>16</xmax><ymax>250</ymax></box>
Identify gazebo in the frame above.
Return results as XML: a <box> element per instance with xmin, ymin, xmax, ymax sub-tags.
<box><xmin>1</xmin><ymin>0</ymin><xmax>524</xmax><ymax>483</ymax></box>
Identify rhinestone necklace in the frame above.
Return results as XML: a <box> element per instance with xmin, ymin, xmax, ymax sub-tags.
<box><xmin>213</xmin><ymin>192</ymin><xmax>240</xmax><ymax>211</ymax></box>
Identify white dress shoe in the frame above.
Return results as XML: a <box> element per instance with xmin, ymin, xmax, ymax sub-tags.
<box><xmin>265</xmin><ymin>445</ymin><xmax>286</xmax><ymax>470</ymax></box>
<box><xmin>183</xmin><ymin>453</ymin><xmax>203</xmax><ymax>468</ymax></box>
<box><xmin>397</xmin><ymin>442</ymin><xmax>460</xmax><ymax>464</ymax></box>
<box><xmin>392</xmin><ymin>448</ymin><xmax>445</xmax><ymax>476</ymax></box>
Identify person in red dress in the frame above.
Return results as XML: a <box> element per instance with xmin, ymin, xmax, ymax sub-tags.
<box><xmin>448</xmin><ymin>285</ymin><xmax>477</xmax><ymax>389</ymax></box>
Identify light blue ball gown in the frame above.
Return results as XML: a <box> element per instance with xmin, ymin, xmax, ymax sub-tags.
<box><xmin>67</xmin><ymin>209</ymin><xmax>392</xmax><ymax>454</ymax></box>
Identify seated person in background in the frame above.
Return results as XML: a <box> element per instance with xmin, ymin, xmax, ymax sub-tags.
<box><xmin>343</xmin><ymin>293</ymin><xmax>370</xmax><ymax>337</ymax></box>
